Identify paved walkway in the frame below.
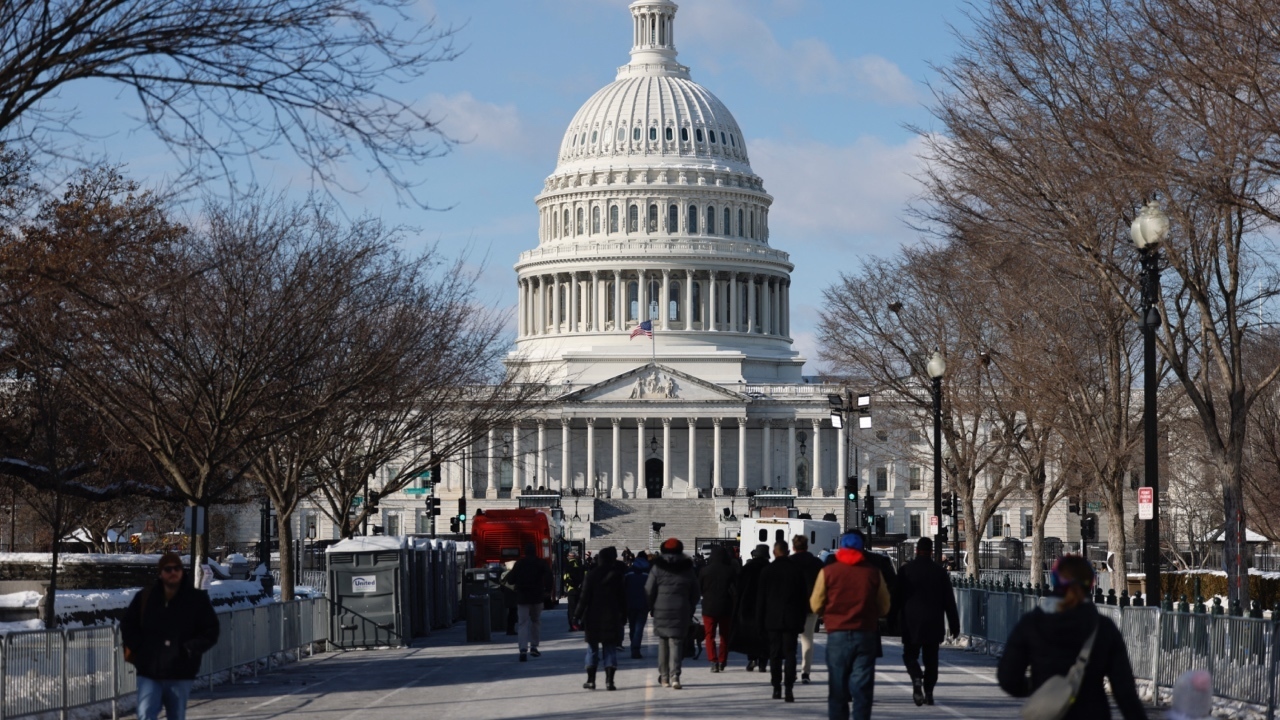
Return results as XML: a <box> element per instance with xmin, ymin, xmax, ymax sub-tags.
<box><xmin>173</xmin><ymin>607</ymin><xmax>1115</xmax><ymax>720</ymax></box>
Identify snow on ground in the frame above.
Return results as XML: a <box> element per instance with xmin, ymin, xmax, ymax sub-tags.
<box><xmin>0</xmin><ymin>552</ymin><xmax>164</xmax><ymax>565</ymax></box>
<box><xmin>0</xmin><ymin>579</ymin><xmax>275</xmax><ymax>633</ymax></box>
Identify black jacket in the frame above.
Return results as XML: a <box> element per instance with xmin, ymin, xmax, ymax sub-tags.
<box><xmin>897</xmin><ymin>555</ymin><xmax>959</xmax><ymax>646</ymax></box>
<box><xmin>506</xmin><ymin>555</ymin><xmax>553</xmax><ymax>605</ymax></box>
<box><xmin>756</xmin><ymin>556</ymin><xmax>809</xmax><ymax>633</ymax></box>
<box><xmin>645</xmin><ymin>552</ymin><xmax>700</xmax><ymax>638</ymax></box>
<box><xmin>120</xmin><ymin>581</ymin><xmax>220</xmax><ymax>680</ymax></box>
<box><xmin>698</xmin><ymin>546</ymin><xmax>738</xmax><ymax>618</ymax></box>
<box><xmin>790</xmin><ymin>550</ymin><xmax>825</xmax><ymax>597</ymax></box>
<box><xmin>729</xmin><ymin>553</ymin><xmax>770</xmax><ymax>656</ymax></box>
<box><xmin>997</xmin><ymin>601</ymin><xmax>1147</xmax><ymax>720</ymax></box>
<box><xmin>861</xmin><ymin>550</ymin><xmax>899</xmax><ymax>652</ymax></box>
<box><xmin>575</xmin><ymin>559</ymin><xmax>628</xmax><ymax>646</ymax></box>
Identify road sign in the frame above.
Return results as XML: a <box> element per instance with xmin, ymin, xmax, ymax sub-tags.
<box><xmin>929</xmin><ymin>515</ymin><xmax>939</xmax><ymax>536</ymax></box>
<box><xmin>1138</xmin><ymin>487</ymin><xmax>1154</xmax><ymax>520</ymax></box>
<box><xmin>352</xmin><ymin>496</ymin><xmax>364</xmax><ymax>507</ymax></box>
<box><xmin>404</xmin><ymin>488</ymin><xmax>427</xmax><ymax>496</ymax></box>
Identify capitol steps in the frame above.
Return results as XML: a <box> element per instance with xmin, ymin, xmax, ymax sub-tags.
<box><xmin>589</xmin><ymin>498</ymin><xmax>725</xmax><ymax>555</ymax></box>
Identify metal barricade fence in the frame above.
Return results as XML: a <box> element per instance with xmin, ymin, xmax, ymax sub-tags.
<box><xmin>0</xmin><ymin>598</ymin><xmax>330</xmax><ymax>720</ymax></box>
<box><xmin>1120</xmin><ymin>606</ymin><xmax>1160</xmax><ymax>681</ymax></box>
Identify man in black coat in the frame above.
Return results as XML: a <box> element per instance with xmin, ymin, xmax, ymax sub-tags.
<box><xmin>506</xmin><ymin>542</ymin><xmax>553</xmax><ymax>661</ymax></box>
<box><xmin>698</xmin><ymin>545</ymin><xmax>737</xmax><ymax>673</ymax></box>
<box><xmin>574</xmin><ymin>546</ymin><xmax>627</xmax><ymax>691</ymax></box>
<box><xmin>729</xmin><ymin>544</ymin><xmax>770</xmax><ymax>672</ymax></box>
<box><xmin>898</xmin><ymin>537</ymin><xmax>959</xmax><ymax>706</ymax></box>
<box><xmin>789</xmin><ymin>534</ymin><xmax>825</xmax><ymax>684</ymax></box>
<box><xmin>121</xmin><ymin>553</ymin><xmax>220</xmax><ymax>720</ymax></box>
<box><xmin>757</xmin><ymin>541</ymin><xmax>810</xmax><ymax>702</ymax></box>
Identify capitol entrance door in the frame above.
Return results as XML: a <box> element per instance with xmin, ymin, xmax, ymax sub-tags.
<box><xmin>645</xmin><ymin>459</ymin><xmax>663</xmax><ymax>499</ymax></box>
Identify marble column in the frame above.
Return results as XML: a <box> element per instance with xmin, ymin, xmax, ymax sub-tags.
<box><xmin>586</xmin><ymin>419</ymin><xmax>596</xmax><ymax>492</ymax></box>
<box><xmin>551</xmin><ymin>278</ymin><xmax>561</xmax><ymax>334</ymax></box>
<box><xmin>486</xmin><ymin>428</ymin><xmax>497</xmax><ymax>498</ymax></box>
<box><xmin>760</xmin><ymin>277</ymin><xmax>770</xmax><ymax>336</ymax></box>
<box><xmin>762</xmin><ymin>420</ymin><xmax>772</xmax><ymax>489</ymax></box>
<box><xmin>516</xmin><ymin>279</ymin><xmax>524</xmax><ymax>337</ymax></box>
<box><xmin>662</xmin><ymin>418</ymin><xmax>671</xmax><ymax>491</ymax></box>
<box><xmin>812</xmin><ymin>418</ymin><xmax>823</xmax><ymax>495</ymax></box>
<box><xmin>569</xmin><ymin>271</ymin><xmax>578</xmax><ymax>332</ymax></box>
<box><xmin>611</xmin><ymin>418</ymin><xmax>621</xmax><ymax>497</ymax></box>
<box><xmin>660</xmin><ymin>269</ymin><xmax>670</xmax><ymax>331</ymax></box>
<box><xmin>747</xmin><ymin>275</ymin><xmax>756</xmax><ymax>333</ymax></box>
<box><xmin>636</xmin><ymin>419</ymin><xmax>646</xmax><ymax>497</ymax></box>
<box><xmin>685</xmin><ymin>270</ymin><xmax>695</xmax><ymax>330</ymax></box>
<box><xmin>512</xmin><ymin>423</ymin><xmax>522</xmax><ymax>491</ymax></box>
<box><xmin>708</xmin><ymin>272</ymin><xmax>718</xmax><ymax>331</ymax></box>
<box><xmin>782</xmin><ymin>282</ymin><xmax>790</xmax><ymax>337</ymax></box>
<box><xmin>836</xmin><ymin>421</ymin><xmax>847</xmax><ymax>490</ymax></box>
<box><xmin>713</xmin><ymin>418</ymin><xmax>723</xmax><ymax>491</ymax></box>
<box><xmin>561</xmin><ymin>420</ymin><xmax>571</xmax><ymax>491</ymax></box>
<box><xmin>729</xmin><ymin>273</ymin><xmax>737</xmax><ymax>331</ymax></box>
<box><xmin>787</xmin><ymin>420</ymin><xmax>797</xmax><ymax>491</ymax></box>
<box><xmin>687</xmin><ymin>419</ymin><xmax>697</xmax><ymax>496</ymax></box>
<box><xmin>737</xmin><ymin>419</ymin><xmax>747</xmax><ymax>490</ymax></box>
<box><xmin>591</xmin><ymin>271</ymin><xmax>601</xmax><ymax>332</ymax></box>
<box><xmin>614</xmin><ymin>270</ymin><xmax>624</xmax><ymax>330</ymax></box>
<box><xmin>536</xmin><ymin>420</ymin><xmax>546</xmax><ymax>488</ymax></box>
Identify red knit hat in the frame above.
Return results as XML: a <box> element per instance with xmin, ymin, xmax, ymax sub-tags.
<box><xmin>660</xmin><ymin>538</ymin><xmax>683</xmax><ymax>554</ymax></box>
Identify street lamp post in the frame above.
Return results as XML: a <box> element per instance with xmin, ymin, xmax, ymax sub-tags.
<box><xmin>927</xmin><ymin>350</ymin><xmax>947</xmax><ymax>565</ymax></box>
<box><xmin>1132</xmin><ymin>201</ymin><xmax>1169</xmax><ymax>606</ymax></box>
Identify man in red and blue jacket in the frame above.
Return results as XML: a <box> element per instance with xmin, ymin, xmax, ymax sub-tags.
<box><xmin>810</xmin><ymin>532</ymin><xmax>889</xmax><ymax>720</ymax></box>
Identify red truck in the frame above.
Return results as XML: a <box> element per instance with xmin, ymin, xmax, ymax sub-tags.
<box><xmin>471</xmin><ymin>508</ymin><xmax>564</xmax><ymax>603</ymax></box>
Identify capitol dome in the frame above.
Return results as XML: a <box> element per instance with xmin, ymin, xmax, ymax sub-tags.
<box><xmin>511</xmin><ymin>0</ymin><xmax>803</xmax><ymax>386</ymax></box>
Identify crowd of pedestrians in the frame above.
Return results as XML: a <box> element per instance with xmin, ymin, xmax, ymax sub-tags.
<box><xmin>504</xmin><ymin>533</ymin><xmax>1160</xmax><ymax>720</ymax></box>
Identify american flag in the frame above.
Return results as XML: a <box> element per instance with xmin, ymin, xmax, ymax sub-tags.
<box><xmin>629</xmin><ymin>319</ymin><xmax>653</xmax><ymax>339</ymax></box>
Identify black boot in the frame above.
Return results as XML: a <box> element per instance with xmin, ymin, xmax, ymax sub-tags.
<box><xmin>784</xmin><ymin>686</ymin><xmax>795</xmax><ymax>703</ymax></box>
<box><xmin>605</xmin><ymin>667</ymin><xmax>617</xmax><ymax>691</ymax></box>
<box><xmin>584</xmin><ymin>668</ymin><xmax>596</xmax><ymax>690</ymax></box>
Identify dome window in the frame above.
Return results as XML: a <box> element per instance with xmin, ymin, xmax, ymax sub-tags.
<box><xmin>738</xmin><ymin>209</ymin><xmax>744</xmax><ymax>237</ymax></box>
<box><xmin>591</xmin><ymin>206</ymin><xmax>601</xmax><ymax>234</ymax></box>
<box><xmin>576</xmin><ymin>207</ymin><xmax>584</xmax><ymax>235</ymax></box>
<box><xmin>649</xmin><ymin>127</ymin><xmax>657</xmax><ymax>141</ymax></box>
<box><xmin>721</xmin><ymin>132</ymin><xmax>727</xmax><ymax>145</ymax></box>
<box><xmin>730</xmin><ymin>134</ymin><xmax>736</xmax><ymax>147</ymax></box>
<box><xmin>609</xmin><ymin>205</ymin><xmax>619</xmax><ymax>233</ymax></box>
<box><xmin>563</xmin><ymin>209</ymin><xmax>570</xmax><ymax>236</ymax></box>
<box><xmin>665</xmin><ymin>127</ymin><xmax>673</xmax><ymax>141</ymax></box>
<box><xmin>681</xmin><ymin>128</ymin><xmax>689</xmax><ymax>142</ymax></box>
<box><xmin>668</xmin><ymin>205</ymin><xmax>678</xmax><ymax>234</ymax></box>
<box><xmin>648</xmin><ymin>280</ymin><xmax>660</xmax><ymax>319</ymax></box>
<box><xmin>617</xmin><ymin>128</ymin><xmax>625</xmax><ymax>142</ymax></box>
<box><xmin>723</xmin><ymin>208</ymin><xmax>731</xmax><ymax>235</ymax></box>
<box><xmin>696</xmin><ymin>128</ymin><xmax>704</xmax><ymax>143</ymax></box>
<box><xmin>706</xmin><ymin>206</ymin><xmax>716</xmax><ymax>234</ymax></box>
<box><xmin>709</xmin><ymin>131</ymin><xmax>716</xmax><ymax>144</ymax></box>
<box><xmin>669</xmin><ymin>281</ymin><xmax>681</xmax><ymax>321</ymax></box>
<box><xmin>687</xmin><ymin>204</ymin><xmax>698</xmax><ymax>234</ymax></box>
<box><xmin>692</xmin><ymin>281</ymin><xmax>702</xmax><ymax>322</ymax></box>
<box><xmin>627</xmin><ymin>281</ymin><xmax>639</xmax><ymax>321</ymax></box>
<box><xmin>581</xmin><ymin>133</ymin><xmax>587</xmax><ymax>145</ymax></box>
<box><xmin>628</xmin><ymin>204</ymin><xmax>638</xmax><ymax>233</ymax></box>
<box><xmin>591</xmin><ymin>130</ymin><xmax>598</xmax><ymax>143</ymax></box>
<box><xmin>633</xmin><ymin>127</ymin><xmax>641</xmax><ymax>142</ymax></box>
<box><xmin>647</xmin><ymin>204</ymin><xmax>658</xmax><ymax>232</ymax></box>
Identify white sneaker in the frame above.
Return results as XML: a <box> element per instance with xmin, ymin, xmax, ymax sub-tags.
<box><xmin>672</xmin><ymin>679</ymin><xmax>683</xmax><ymax>690</ymax></box>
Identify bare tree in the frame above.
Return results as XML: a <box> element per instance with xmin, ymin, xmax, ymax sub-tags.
<box><xmin>0</xmin><ymin>1</ymin><xmax>459</xmax><ymax>204</ymax></box>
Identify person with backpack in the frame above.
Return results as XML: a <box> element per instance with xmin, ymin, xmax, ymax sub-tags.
<box><xmin>645</xmin><ymin>537</ymin><xmax>700</xmax><ymax>689</ymax></box>
<box><xmin>120</xmin><ymin>553</ymin><xmax>220</xmax><ymax>720</ymax></box>
<box><xmin>623</xmin><ymin>552</ymin><xmax>651</xmax><ymax>658</ymax></box>
<box><xmin>575</xmin><ymin>546</ymin><xmax>627</xmax><ymax>691</ymax></box>
<box><xmin>698</xmin><ymin>544</ymin><xmax>737</xmax><ymax>673</ymax></box>
<box><xmin>997</xmin><ymin>555</ymin><xmax>1147</xmax><ymax>719</ymax></box>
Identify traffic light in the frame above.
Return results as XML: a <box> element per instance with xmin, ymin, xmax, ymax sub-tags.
<box><xmin>941</xmin><ymin>492</ymin><xmax>954</xmax><ymax>516</ymax></box>
<box><xmin>457</xmin><ymin>497</ymin><xmax>467</xmax><ymax>523</ymax></box>
<box><xmin>845</xmin><ymin>476</ymin><xmax>858</xmax><ymax>503</ymax></box>
<box><xmin>428</xmin><ymin>497</ymin><xmax>441</xmax><ymax>516</ymax></box>
<box><xmin>1081</xmin><ymin>512</ymin><xmax>1097</xmax><ymax>541</ymax></box>
<box><xmin>449</xmin><ymin>517</ymin><xmax>460</xmax><ymax>533</ymax></box>
<box><xmin>938</xmin><ymin>527</ymin><xmax>949</xmax><ymax>543</ymax></box>
<box><xmin>1068</xmin><ymin>495</ymin><xmax>1081</xmax><ymax>514</ymax></box>
<box><xmin>862</xmin><ymin>495</ymin><xmax>875</xmax><ymax>529</ymax></box>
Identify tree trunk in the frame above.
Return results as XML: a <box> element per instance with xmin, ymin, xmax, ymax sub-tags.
<box><xmin>963</xmin><ymin>495</ymin><xmax>981</xmax><ymax>579</ymax></box>
<box><xmin>277</xmin><ymin>511</ymin><xmax>296</xmax><ymax>602</ymax></box>
<box><xmin>1104</xmin><ymin>483</ymin><xmax>1127</xmax><ymax>595</ymax></box>
<box><xmin>1222</xmin><ymin>462</ymin><xmax>1250</xmax><ymax>606</ymax></box>
<box><xmin>40</xmin><ymin>493</ymin><xmax>63</xmax><ymax>628</ymax></box>
<box><xmin>1030</xmin><ymin>494</ymin><xmax>1046</xmax><ymax>592</ymax></box>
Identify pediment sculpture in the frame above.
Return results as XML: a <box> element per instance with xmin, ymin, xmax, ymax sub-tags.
<box><xmin>629</xmin><ymin>368</ymin><xmax>679</xmax><ymax>399</ymax></box>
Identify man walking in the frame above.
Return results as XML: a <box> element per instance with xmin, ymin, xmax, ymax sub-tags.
<box><xmin>698</xmin><ymin>545</ymin><xmax>737</xmax><ymax>673</ymax></box>
<box><xmin>121</xmin><ymin>553</ymin><xmax>220</xmax><ymax>720</ymax></box>
<box><xmin>507</xmin><ymin>542</ymin><xmax>552</xmax><ymax>662</ymax></box>
<box><xmin>563</xmin><ymin>549</ymin><xmax>585</xmax><ymax>631</ymax></box>
<box><xmin>757</xmin><ymin>540</ymin><xmax>809</xmax><ymax>702</ymax></box>
<box><xmin>646</xmin><ymin>537</ymin><xmax>700</xmax><ymax>689</ymax></box>
<box><xmin>790</xmin><ymin>534</ymin><xmax>825</xmax><ymax>684</ymax></box>
<box><xmin>623</xmin><ymin>551</ymin><xmax>651</xmax><ymax>658</ymax></box>
<box><xmin>898</xmin><ymin>537</ymin><xmax>959</xmax><ymax>706</ymax></box>
<box><xmin>811</xmin><ymin>533</ymin><xmax>889</xmax><ymax>720</ymax></box>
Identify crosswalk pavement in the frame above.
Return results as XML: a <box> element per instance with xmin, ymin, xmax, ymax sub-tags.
<box><xmin>177</xmin><ymin>607</ymin><xmax>1157</xmax><ymax>720</ymax></box>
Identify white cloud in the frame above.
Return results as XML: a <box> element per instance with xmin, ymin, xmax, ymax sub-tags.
<box><xmin>750</xmin><ymin>134</ymin><xmax>927</xmax><ymax>244</ymax></box>
<box><xmin>678</xmin><ymin>0</ymin><xmax>918</xmax><ymax>106</ymax></box>
<box><xmin>424</xmin><ymin>91</ymin><xmax>526</xmax><ymax>152</ymax></box>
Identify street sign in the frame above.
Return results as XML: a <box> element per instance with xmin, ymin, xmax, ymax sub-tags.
<box><xmin>1138</xmin><ymin>487</ymin><xmax>1154</xmax><ymax>520</ymax></box>
<box><xmin>352</xmin><ymin>496</ymin><xmax>364</xmax><ymax>507</ymax></box>
<box><xmin>183</xmin><ymin>506</ymin><xmax>206</xmax><ymax>535</ymax></box>
<box><xmin>404</xmin><ymin>488</ymin><xmax>427</xmax><ymax>496</ymax></box>
<box><xmin>929</xmin><ymin>515</ymin><xmax>939</xmax><ymax>536</ymax></box>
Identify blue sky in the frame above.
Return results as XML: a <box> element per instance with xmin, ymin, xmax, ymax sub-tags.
<box><xmin>74</xmin><ymin>0</ymin><xmax>974</xmax><ymax>372</ymax></box>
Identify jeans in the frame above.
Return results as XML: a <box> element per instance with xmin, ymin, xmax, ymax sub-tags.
<box><xmin>768</xmin><ymin>630</ymin><xmax>799</xmax><ymax>689</ymax></box>
<box><xmin>136</xmin><ymin>677</ymin><xmax>193</xmax><ymax>720</ymax></box>
<box><xmin>902</xmin><ymin>640</ymin><xmax>941</xmax><ymax>690</ymax></box>
<box><xmin>702</xmin><ymin>614</ymin><xmax>731</xmax><ymax>664</ymax></box>
<box><xmin>825</xmin><ymin>630</ymin><xmax>877</xmax><ymax>720</ymax></box>
<box><xmin>585</xmin><ymin>641</ymin><xmax>618</xmax><ymax>669</ymax></box>
<box><xmin>517</xmin><ymin>603</ymin><xmax>542</xmax><ymax>652</ymax></box>
<box><xmin>799</xmin><ymin>612</ymin><xmax>819</xmax><ymax>674</ymax></box>
<box><xmin>627</xmin><ymin>609</ymin><xmax>648</xmax><ymax>651</ymax></box>
<box><xmin>656</xmin><ymin>634</ymin><xmax>685</xmax><ymax>681</ymax></box>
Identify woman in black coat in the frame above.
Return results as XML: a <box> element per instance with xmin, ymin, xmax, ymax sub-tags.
<box><xmin>574</xmin><ymin>546</ymin><xmax>627</xmax><ymax>691</ymax></box>
<box><xmin>728</xmin><ymin>544</ymin><xmax>770</xmax><ymax>671</ymax></box>
<box><xmin>997</xmin><ymin>555</ymin><xmax>1147</xmax><ymax>720</ymax></box>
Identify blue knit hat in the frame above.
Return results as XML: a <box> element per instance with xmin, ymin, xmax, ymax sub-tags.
<box><xmin>840</xmin><ymin>533</ymin><xmax>864</xmax><ymax>550</ymax></box>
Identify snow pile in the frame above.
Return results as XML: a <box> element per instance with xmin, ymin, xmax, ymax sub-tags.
<box><xmin>326</xmin><ymin>536</ymin><xmax>406</xmax><ymax>553</ymax></box>
<box><xmin>0</xmin><ymin>590</ymin><xmax>42</xmax><ymax>608</ymax></box>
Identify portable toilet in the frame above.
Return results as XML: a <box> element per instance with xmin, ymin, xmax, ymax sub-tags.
<box><xmin>326</xmin><ymin>536</ymin><xmax>408</xmax><ymax>648</ymax></box>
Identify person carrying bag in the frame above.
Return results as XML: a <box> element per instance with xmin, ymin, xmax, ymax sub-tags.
<box><xmin>997</xmin><ymin>556</ymin><xmax>1146</xmax><ymax>720</ymax></box>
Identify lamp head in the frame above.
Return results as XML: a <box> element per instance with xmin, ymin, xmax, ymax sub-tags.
<box><xmin>927</xmin><ymin>350</ymin><xmax>947</xmax><ymax>379</ymax></box>
<box><xmin>1130</xmin><ymin>201</ymin><xmax>1169</xmax><ymax>250</ymax></box>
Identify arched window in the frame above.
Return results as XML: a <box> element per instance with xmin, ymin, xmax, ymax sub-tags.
<box><xmin>649</xmin><ymin>127</ymin><xmax>657</xmax><ymax>141</ymax></box>
<box><xmin>563</xmin><ymin>209</ymin><xmax>570</xmax><ymax>237</ymax></box>
<box><xmin>648</xmin><ymin>280</ymin><xmax>660</xmax><ymax>319</ymax></box>
<box><xmin>669</xmin><ymin>281</ymin><xmax>681</xmax><ymax>321</ymax></box>
<box><xmin>647</xmin><ymin>204</ymin><xmax>658</xmax><ymax>232</ymax></box>
<box><xmin>665</xmin><ymin>127</ymin><xmax>673</xmax><ymax>141</ymax></box>
<box><xmin>576</xmin><ymin>207</ymin><xmax>584</xmax><ymax>235</ymax></box>
<box><xmin>723</xmin><ymin>208</ymin><xmax>731</xmax><ymax>235</ymax></box>
<box><xmin>706</xmin><ymin>206</ymin><xmax>716</xmax><ymax>234</ymax></box>
<box><xmin>738</xmin><ymin>209</ymin><xmax>744</xmax><ymax>237</ymax></box>
<box><xmin>628</xmin><ymin>204</ymin><xmax>639</xmax><ymax>233</ymax></box>
<box><xmin>581</xmin><ymin>133</ymin><xmax>587</xmax><ymax>145</ymax></box>
<box><xmin>632</xmin><ymin>127</ymin><xmax>641</xmax><ymax>141</ymax></box>
<box><xmin>668</xmin><ymin>204</ymin><xmax>678</xmax><ymax>234</ymax></box>
<box><xmin>687</xmin><ymin>205</ymin><xmax>698</xmax><ymax>234</ymax></box>
<box><xmin>606</xmin><ymin>281</ymin><xmax>615</xmax><ymax>325</ymax></box>
<box><xmin>709</xmin><ymin>130</ymin><xmax>716</xmax><ymax>144</ymax></box>
<box><xmin>681</xmin><ymin>127</ymin><xmax>689</xmax><ymax>142</ymax></box>
<box><xmin>627</xmin><ymin>281</ymin><xmax>639</xmax><ymax>321</ymax></box>
<box><xmin>549</xmin><ymin>209</ymin><xmax>556</xmax><ymax>239</ymax></box>
<box><xmin>692</xmin><ymin>281</ymin><xmax>702</xmax><ymax>322</ymax></box>
<box><xmin>695</xmin><ymin>128</ymin><xmax>704</xmax><ymax>143</ymax></box>
<box><xmin>591</xmin><ymin>206</ymin><xmax>601</xmax><ymax>234</ymax></box>
<box><xmin>617</xmin><ymin>127</ymin><xmax>625</xmax><ymax>142</ymax></box>
<box><xmin>721</xmin><ymin>131</ymin><xmax>727</xmax><ymax>145</ymax></box>
<box><xmin>609</xmin><ymin>205</ymin><xmax>619</xmax><ymax>233</ymax></box>
<box><xmin>730</xmin><ymin>134</ymin><xmax>736</xmax><ymax>147</ymax></box>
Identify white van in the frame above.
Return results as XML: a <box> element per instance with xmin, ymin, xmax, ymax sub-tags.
<box><xmin>739</xmin><ymin>518</ymin><xmax>841</xmax><ymax>561</ymax></box>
